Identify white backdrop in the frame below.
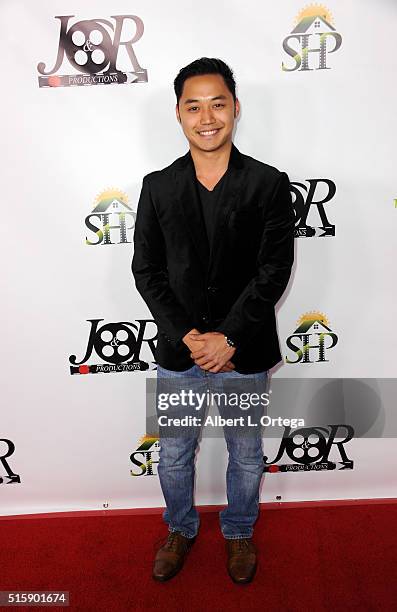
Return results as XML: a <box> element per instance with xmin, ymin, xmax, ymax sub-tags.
<box><xmin>1</xmin><ymin>0</ymin><xmax>397</xmax><ymax>516</ymax></box>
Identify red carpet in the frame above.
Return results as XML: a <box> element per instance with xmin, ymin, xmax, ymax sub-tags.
<box><xmin>1</xmin><ymin>504</ymin><xmax>397</xmax><ymax>611</ymax></box>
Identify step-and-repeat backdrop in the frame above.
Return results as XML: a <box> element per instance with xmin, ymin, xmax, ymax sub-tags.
<box><xmin>2</xmin><ymin>0</ymin><xmax>396</xmax><ymax>515</ymax></box>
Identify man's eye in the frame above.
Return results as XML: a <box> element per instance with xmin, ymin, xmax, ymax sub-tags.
<box><xmin>188</xmin><ymin>106</ymin><xmax>199</xmax><ymax>112</ymax></box>
<box><xmin>214</xmin><ymin>103</ymin><xmax>225</xmax><ymax>108</ymax></box>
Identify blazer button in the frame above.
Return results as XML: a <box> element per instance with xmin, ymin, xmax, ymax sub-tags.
<box><xmin>207</xmin><ymin>286</ymin><xmax>217</xmax><ymax>293</ymax></box>
<box><xmin>201</xmin><ymin>315</ymin><xmax>209</xmax><ymax>323</ymax></box>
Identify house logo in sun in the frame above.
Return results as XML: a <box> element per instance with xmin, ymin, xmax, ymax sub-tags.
<box><xmin>285</xmin><ymin>311</ymin><xmax>338</xmax><ymax>363</ymax></box>
<box><xmin>85</xmin><ymin>188</ymin><xmax>136</xmax><ymax>246</ymax></box>
<box><xmin>282</xmin><ymin>4</ymin><xmax>342</xmax><ymax>72</ymax></box>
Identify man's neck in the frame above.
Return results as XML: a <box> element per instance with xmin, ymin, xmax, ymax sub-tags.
<box><xmin>190</xmin><ymin>140</ymin><xmax>232</xmax><ymax>181</ymax></box>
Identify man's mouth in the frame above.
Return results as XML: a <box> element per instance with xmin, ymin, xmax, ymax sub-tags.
<box><xmin>197</xmin><ymin>128</ymin><xmax>220</xmax><ymax>137</ymax></box>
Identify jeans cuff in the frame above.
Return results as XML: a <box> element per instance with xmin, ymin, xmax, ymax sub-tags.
<box><xmin>168</xmin><ymin>526</ymin><xmax>197</xmax><ymax>539</ymax></box>
<box><xmin>222</xmin><ymin>533</ymin><xmax>253</xmax><ymax>540</ymax></box>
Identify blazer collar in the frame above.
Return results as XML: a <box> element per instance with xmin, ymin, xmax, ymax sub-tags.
<box><xmin>174</xmin><ymin>143</ymin><xmax>245</xmax><ymax>276</ymax></box>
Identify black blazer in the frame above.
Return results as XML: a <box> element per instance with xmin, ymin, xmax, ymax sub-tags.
<box><xmin>131</xmin><ymin>144</ymin><xmax>295</xmax><ymax>373</ymax></box>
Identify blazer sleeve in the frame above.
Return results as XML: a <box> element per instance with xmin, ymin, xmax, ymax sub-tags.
<box><xmin>213</xmin><ymin>171</ymin><xmax>295</xmax><ymax>349</ymax></box>
<box><xmin>131</xmin><ymin>175</ymin><xmax>194</xmax><ymax>348</ymax></box>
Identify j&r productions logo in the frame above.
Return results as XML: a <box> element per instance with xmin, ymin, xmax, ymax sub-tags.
<box><xmin>291</xmin><ymin>179</ymin><xmax>336</xmax><ymax>238</ymax></box>
<box><xmin>37</xmin><ymin>15</ymin><xmax>147</xmax><ymax>88</ymax></box>
<box><xmin>264</xmin><ymin>424</ymin><xmax>354</xmax><ymax>472</ymax></box>
<box><xmin>282</xmin><ymin>4</ymin><xmax>342</xmax><ymax>72</ymax></box>
<box><xmin>69</xmin><ymin>318</ymin><xmax>158</xmax><ymax>375</ymax></box>
<box><xmin>285</xmin><ymin>311</ymin><xmax>338</xmax><ymax>364</ymax></box>
<box><xmin>130</xmin><ymin>435</ymin><xmax>160</xmax><ymax>477</ymax></box>
<box><xmin>85</xmin><ymin>188</ymin><xmax>136</xmax><ymax>246</ymax></box>
<box><xmin>0</xmin><ymin>439</ymin><xmax>21</xmax><ymax>485</ymax></box>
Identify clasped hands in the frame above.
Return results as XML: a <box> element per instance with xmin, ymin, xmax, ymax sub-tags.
<box><xmin>182</xmin><ymin>328</ymin><xmax>236</xmax><ymax>373</ymax></box>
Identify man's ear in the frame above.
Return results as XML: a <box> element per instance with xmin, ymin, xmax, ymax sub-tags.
<box><xmin>176</xmin><ymin>104</ymin><xmax>181</xmax><ymax>123</ymax></box>
<box><xmin>234</xmin><ymin>98</ymin><xmax>240</xmax><ymax>119</ymax></box>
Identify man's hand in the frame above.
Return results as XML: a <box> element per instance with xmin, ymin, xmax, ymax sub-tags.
<box><xmin>188</xmin><ymin>331</ymin><xmax>236</xmax><ymax>373</ymax></box>
<box><xmin>182</xmin><ymin>328</ymin><xmax>204</xmax><ymax>352</ymax></box>
<box><xmin>182</xmin><ymin>329</ymin><xmax>235</xmax><ymax>372</ymax></box>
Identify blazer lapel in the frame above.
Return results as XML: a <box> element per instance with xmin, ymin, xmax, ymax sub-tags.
<box><xmin>174</xmin><ymin>143</ymin><xmax>246</xmax><ymax>277</ymax></box>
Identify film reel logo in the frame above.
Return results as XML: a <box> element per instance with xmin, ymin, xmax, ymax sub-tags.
<box><xmin>264</xmin><ymin>424</ymin><xmax>354</xmax><ymax>472</ymax></box>
<box><xmin>37</xmin><ymin>15</ymin><xmax>147</xmax><ymax>88</ymax></box>
<box><xmin>69</xmin><ymin>318</ymin><xmax>157</xmax><ymax>374</ymax></box>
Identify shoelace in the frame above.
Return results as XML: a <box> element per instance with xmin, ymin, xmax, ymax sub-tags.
<box><xmin>229</xmin><ymin>538</ymin><xmax>251</xmax><ymax>553</ymax></box>
<box><xmin>154</xmin><ymin>532</ymin><xmax>187</xmax><ymax>553</ymax></box>
<box><xmin>164</xmin><ymin>532</ymin><xmax>180</xmax><ymax>552</ymax></box>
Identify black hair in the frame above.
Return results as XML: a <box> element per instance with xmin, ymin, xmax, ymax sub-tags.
<box><xmin>174</xmin><ymin>57</ymin><xmax>236</xmax><ymax>104</ymax></box>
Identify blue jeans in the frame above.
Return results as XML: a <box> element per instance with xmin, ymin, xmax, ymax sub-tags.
<box><xmin>155</xmin><ymin>363</ymin><xmax>268</xmax><ymax>540</ymax></box>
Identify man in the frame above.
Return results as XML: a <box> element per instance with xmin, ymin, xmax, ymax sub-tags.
<box><xmin>132</xmin><ymin>58</ymin><xmax>295</xmax><ymax>583</ymax></box>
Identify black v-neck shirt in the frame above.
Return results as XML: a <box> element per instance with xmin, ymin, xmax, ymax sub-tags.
<box><xmin>196</xmin><ymin>170</ymin><xmax>229</xmax><ymax>249</ymax></box>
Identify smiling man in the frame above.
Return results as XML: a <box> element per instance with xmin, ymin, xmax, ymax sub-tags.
<box><xmin>132</xmin><ymin>58</ymin><xmax>295</xmax><ymax>583</ymax></box>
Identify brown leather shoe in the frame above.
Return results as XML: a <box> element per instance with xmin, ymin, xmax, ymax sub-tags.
<box><xmin>152</xmin><ymin>532</ymin><xmax>195</xmax><ymax>582</ymax></box>
<box><xmin>226</xmin><ymin>538</ymin><xmax>257</xmax><ymax>584</ymax></box>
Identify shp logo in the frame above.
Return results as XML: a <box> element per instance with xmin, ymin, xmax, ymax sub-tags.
<box><xmin>286</xmin><ymin>311</ymin><xmax>338</xmax><ymax>364</ymax></box>
<box><xmin>130</xmin><ymin>436</ymin><xmax>160</xmax><ymax>477</ymax></box>
<box><xmin>282</xmin><ymin>4</ymin><xmax>342</xmax><ymax>72</ymax></box>
<box><xmin>85</xmin><ymin>188</ymin><xmax>136</xmax><ymax>246</ymax></box>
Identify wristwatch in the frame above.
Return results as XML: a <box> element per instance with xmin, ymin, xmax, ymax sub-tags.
<box><xmin>225</xmin><ymin>335</ymin><xmax>236</xmax><ymax>349</ymax></box>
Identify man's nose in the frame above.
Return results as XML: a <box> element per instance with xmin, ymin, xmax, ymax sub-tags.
<box><xmin>200</xmin><ymin>106</ymin><xmax>215</xmax><ymax>124</ymax></box>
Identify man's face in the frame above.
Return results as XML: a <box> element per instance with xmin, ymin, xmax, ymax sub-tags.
<box><xmin>176</xmin><ymin>73</ymin><xmax>239</xmax><ymax>153</ymax></box>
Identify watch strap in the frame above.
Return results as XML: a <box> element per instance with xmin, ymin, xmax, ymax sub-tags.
<box><xmin>225</xmin><ymin>335</ymin><xmax>236</xmax><ymax>348</ymax></box>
